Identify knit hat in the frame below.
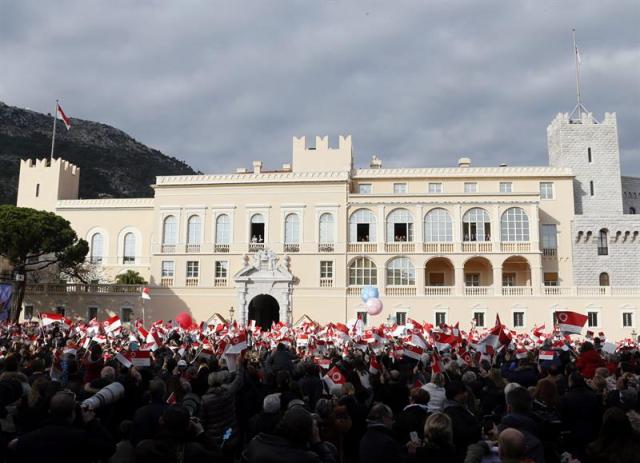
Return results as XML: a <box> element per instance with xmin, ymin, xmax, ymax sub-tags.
<box><xmin>278</xmin><ymin>405</ymin><xmax>313</xmax><ymax>444</ymax></box>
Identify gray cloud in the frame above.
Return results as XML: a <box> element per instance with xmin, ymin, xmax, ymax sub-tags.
<box><xmin>1</xmin><ymin>0</ymin><xmax>638</xmax><ymax>175</ymax></box>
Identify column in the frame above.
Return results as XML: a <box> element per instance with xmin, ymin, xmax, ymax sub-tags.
<box><xmin>455</xmin><ymin>265</ymin><xmax>465</xmax><ymax>296</ymax></box>
<box><xmin>531</xmin><ymin>266</ymin><xmax>542</xmax><ymax>295</ymax></box>
<box><xmin>453</xmin><ymin>204</ymin><xmax>462</xmax><ymax>252</ymax></box>
<box><xmin>415</xmin><ymin>205</ymin><xmax>424</xmax><ymax>251</ymax></box>
<box><xmin>530</xmin><ymin>203</ymin><xmax>540</xmax><ymax>251</ymax></box>
<box><xmin>493</xmin><ymin>264</ymin><xmax>503</xmax><ymax>296</ymax></box>
<box><xmin>377</xmin><ymin>205</ymin><xmax>385</xmax><ymax>251</ymax></box>
<box><xmin>416</xmin><ymin>261</ymin><xmax>426</xmax><ymax>294</ymax></box>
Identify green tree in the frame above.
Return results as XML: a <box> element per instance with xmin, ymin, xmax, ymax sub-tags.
<box><xmin>115</xmin><ymin>270</ymin><xmax>147</xmax><ymax>285</ymax></box>
<box><xmin>0</xmin><ymin>205</ymin><xmax>88</xmax><ymax>322</ymax></box>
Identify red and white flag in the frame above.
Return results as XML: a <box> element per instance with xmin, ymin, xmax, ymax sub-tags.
<box><xmin>126</xmin><ymin>350</ymin><xmax>152</xmax><ymax>367</ymax></box>
<box><xmin>224</xmin><ymin>332</ymin><xmax>247</xmax><ymax>355</ymax></box>
<box><xmin>539</xmin><ymin>350</ymin><xmax>555</xmax><ymax>362</ymax></box>
<box><xmin>41</xmin><ymin>312</ymin><xmax>64</xmax><ymax>326</ymax></box>
<box><xmin>403</xmin><ymin>344</ymin><xmax>424</xmax><ymax>361</ymax></box>
<box><xmin>555</xmin><ymin>311</ymin><xmax>588</xmax><ymax>335</ymax></box>
<box><xmin>141</xmin><ymin>287</ymin><xmax>151</xmax><ymax>300</ymax></box>
<box><xmin>323</xmin><ymin>366</ymin><xmax>346</xmax><ymax>387</ymax></box>
<box><xmin>106</xmin><ymin>315</ymin><xmax>122</xmax><ymax>333</ymax></box>
<box><xmin>369</xmin><ymin>355</ymin><xmax>381</xmax><ymax>375</ymax></box>
<box><xmin>56</xmin><ymin>102</ymin><xmax>71</xmax><ymax>130</ymax></box>
<box><xmin>433</xmin><ymin>332</ymin><xmax>458</xmax><ymax>351</ymax></box>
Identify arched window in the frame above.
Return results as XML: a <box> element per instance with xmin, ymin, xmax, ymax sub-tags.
<box><xmin>349</xmin><ymin>257</ymin><xmax>377</xmax><ymax>286</ymax></box>
<box><xmin>162</xmin><ymin>215</ymin><xmax>177</xmax><ymax>245</ymax></box>
<box><xmin>386</xmin><ymin>257</ymin><xmax>415</xmax><ymax>286</ymax></box>
<box><xmin>462</xmin><ymin>208</ymin><xmax>491</xmax><ymax>242</ymax></box>
<box><xmin>250</xmin><ymin>213</ymin><xmax>265</xmax><ymax>242</ymax></box>
<box><xmin>319</xmin><ymin>213</ymin><xmax>334</xmax><ymax>244</ymax></box>
<box><xmin>597</xmin><ymin>229</ymin><xmax>608</xmax><ymax>255</ymax></box>
<box><xmin>90</xmin><ymin>233</ymin><xmax>104</xmax><ymax>264</ymax></box>
<box><xmin>215</xmin><ymin>214</ymin><xmax>230</xmax><ymax>244</ymax></box>
<box><xmin>123</xmin><ymin>233</ymin><xmax>136</xmax><ymax>264</ymax></box>
<box><xmin>187</xmin><ymin>215</ymin><xmax>202</xmax><ymax>244</ymax></box>
<box><xmin>349</xmin><ymin>209</ymin><xmax>376</xmax><ymax>243</ymax></box>
<box><xmin>386</xmin><ymin>209</ymin><xmax>414</xmax><ymax>242</ymax></box>
<box><xmin>630</xmin><ymin>207</ymin><xmax>636</xmax><ymax>215</ymax></box>
<box><xmin>284</xmin><ymin>214</ymin><xmax>299</xmax><ymax>244</ymax></box>
<box><xmin>599</xmin><ymin>272</ymin><xmax>610</xmax><ymax>286</ymax></box>
<box><xmin>500</xmin><ymin>207</ymin><xmax>530</xmax><ymax>242</ymax></box>
<box><xmin>424</xmin><ymin>208</ymin><xmax>453</xmax><ymax>242</ymax></box>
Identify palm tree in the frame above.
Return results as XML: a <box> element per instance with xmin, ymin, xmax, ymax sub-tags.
<box><xmin>115</xmin><ymin>270</ymin><xmax>147</xmax><ymax>285</ymax></box>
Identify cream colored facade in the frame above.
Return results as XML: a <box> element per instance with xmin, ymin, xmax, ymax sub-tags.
<box><xmin>15</xmin><ymin>121</ymin><xmax>640</xmax><ymax>340</ymax></box>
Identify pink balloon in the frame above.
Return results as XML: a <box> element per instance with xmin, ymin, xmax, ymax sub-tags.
<box><xmin>175</xmin><ymin>312</ymin><xmax>193</xmax><ymax>330</ymax></box>
<box><xmin>366</xmin><ymin>297</ymin><xmax>383</xmax><ymax>316</ymax></box>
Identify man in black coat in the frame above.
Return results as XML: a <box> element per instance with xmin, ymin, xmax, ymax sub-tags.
<box><xmin>498</xmin><ymin>386</ymin><xmax>545</xmax><ymax>463</ymax></box>
<box><xmin>359</xmin><ymin>403</ymin><xmax>410</xmax><ymax>463</ymax></box>
<box><xmin>11</xmin><ymin>391</ymin><xmax>116</xmax><ymax>463</ymax></box>
<box><xmin>132</xmin><ymin>379</ymin><xmax>168</xmax><ymax>444</ymax></box>
<box><xmin>443</xmin><ymin>380</ymin><xmax>481</xmax><ymax>463</ymax></box>
<box><xmin>393</xmin><ymin>387</ymin><xmax>430</xmax><ymax>442</ymax></box>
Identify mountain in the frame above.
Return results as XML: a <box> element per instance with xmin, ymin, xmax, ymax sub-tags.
<box><xmin>0</xmin><ymin>101</ymin><xmax>198</xmax><ymax>205</ymax></box>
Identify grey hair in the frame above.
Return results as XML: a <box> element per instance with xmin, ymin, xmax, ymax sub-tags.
<box><xmin>208</xmin><ymin>370</ymin><xmax>230</xmax><ymax>386</ymax></box>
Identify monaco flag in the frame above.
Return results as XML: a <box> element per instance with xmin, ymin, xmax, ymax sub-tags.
<box><xmin>224</xmin><ymin>332</ymin><xmax>247</xmax><ymax>355</ymax></box>
<box><xmin>433</xmin><ymin>332</ymin><xmax>458</xmax><ymax>351</ymax></box>
<box><xmin>56</xmin><ymin>102</ymin><xmax>71</xmax><ymax>130</ymax></box>
<box><xmin>106</xmin><ymin>315</ymin><xmax>122</xmax><ymax>333</ymax></box>
<box><xmin>555</xmin><ymin>311</ymin><xmax>588</xmax><ymax>334</ymax></box>
<box><xmin>141</xmin><ymin>287</ymin><xmax>151</xmax><ymax>300</ymax></box>
<box><xmin>324</xmin><ymin>366</ymin><xmax>346</xmax><ymax>387</ymax></box>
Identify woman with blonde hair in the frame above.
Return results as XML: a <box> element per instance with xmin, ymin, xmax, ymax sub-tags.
<box><xmin>415</xmin><ymin>412</ymin><xmax>456</xmax><ymax>462</ymax></box>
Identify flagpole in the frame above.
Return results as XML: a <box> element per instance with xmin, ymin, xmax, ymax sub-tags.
<box><xmin>572</xmin><ymin>29</ymin><xmax>582</xmax><ymax>119</ymax></box>
<box><xmin>50</xmin><ymin>100</ymin><xmax>58</xmax><ymax>160</ymax></box>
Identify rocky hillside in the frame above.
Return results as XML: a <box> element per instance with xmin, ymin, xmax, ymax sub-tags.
<box><xmin>0</xmin><ymin>101</ymin><xmax>198</xmax><ymax>204</ymax></box>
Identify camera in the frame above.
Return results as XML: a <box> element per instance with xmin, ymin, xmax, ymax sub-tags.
<box><xmin>81</xmin><ymin>382</ymin><xmax>125</xmax><ymax>410</ymax></box>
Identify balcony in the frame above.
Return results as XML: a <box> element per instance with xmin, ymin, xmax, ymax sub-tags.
<box><xmin>319</xmin><ymin>277</ymin><xmax>334</xmax><ymax>288</ymax></box>
<box><xmin>186</xmin><ymin>244</ymin><xmax>200</xmax><ymax>253</ymax></box>
<box><xmin>500</xmin><ymin>242</ymin><xmax>531</xmax><ymax>253</ymax></box>
<box><xmin>346</xmin><ymin>286</ymin><xmax>362</xmax><ymax>296</ymax></box>
<box><xmin>318</xmin><ymin>243</ymin><xmax>334</xmax><ymax>253</ymax></box>
<box><xmin>214</xmin><ymin>244</ymin><xmax>230</xmax><ymax>253</ymax></box>
<box><xmin>384</xmin><ymin>242</ymin><xmax>416</xmax><ymax>253</ymax></box>
<box><xmin>248</xmin><ymin>243</ymin><xmax>264</xmax><ymax>252</ymax></box>
<box><xmin>464</xmin><ymin>286</ymin><xmax>493</xmax><ymax>296</ymax></box>
<box><xmin>185</xmin><ymin>277</ymin><xmax>199</xmax><ymax>287</ymax></box>
<box><xmin>542</xmin><ymin>248</ymin><xmax>557</xmax><ymax>257</ymax></box>
<box><xmin>214</xmin><ymin>277</ymin><xmax>227</xmax><ymax>287</ymax></box>
<box><xmin>385</xmin><ymin>286</ymin><xmax>416</xmax><ymax>296</ymax></box>
<box><xmin>543</xmin><ymin>286</ymin><xmax>571</xmax><ymax>296</ymax></box>
<box><xmin>423</xmin><ymin>243</ymin><xmax>455</xmax><ymax>253</ymax></box>
<box><xmin>160</xmin><ymin>277</ymin><xmax>174</xmax><ymax>287</ymax></box>
<box><xmin>284</xmin><ymin>243</ymin><xmax>300</xmax><ymax>253</ymax></box>
<box><xmin>501</xmin><ymin>286</ymin><xmax>533</xmax><ymax>296</ymax></box>
<box><xmin>424</xmin><ymin>286</ymin><xmax>454</xmax><ymax>296</ymax></box>
<box><xmin>462</xmin><ymin>242</ymin><xmax>493</xmax><ymax>253</ymax></box>
<box><xmin>161</xmin><ymin>244</ymin><xmax>176</xmax><ymax>254</ymax></box>
<box><xmin>347</xmin><ymin>243</ymin><xmax>378</xmax><ymax>253</ymax></box>
<box><xmin>25</xmin><ymin>283</ymin><xmax>143</xmax><ymax>295</ymax></box>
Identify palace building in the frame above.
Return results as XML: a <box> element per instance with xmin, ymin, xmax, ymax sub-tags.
<box><xmin>15</xmin><ymin>110</ymin><xmax>640</xmax><ymax>339</ymax></box>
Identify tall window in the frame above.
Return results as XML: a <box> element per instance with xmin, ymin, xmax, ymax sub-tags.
<box><xmin>501</xmin><ymin>207</ymin><xmax>530</xmax><ymax>242</ymax></box>
<box><xmin>123</xmin><ymin>233</ymin><xmax>135</xmax><ymax>264</ymax></box>
<box><xmin>499</xmin><ymin>182</ymin><xmax>512</xmax><ymax>193</ymax></box>
<box><xmin>90</xmin><ymin>233</ymin><xmax>104</xmax><ymax>264</ymax></box>
<box><xmin>435</xmin><ymin>312</ymin><xmax>447</xmax><ymax>326</ymax></box>
<box><xmin>428</xmin><ymin>183</ymin><xmax>443</xmax><ymax>193</ymax></box>
<box><xmin>161</xmin><ymin>261</ymin><xmax>175</xmax><ymax>277</ymax></box>
<box><xmin>320</xmin><ymin>261</ymin><xmax>334</xmax><ymax>279</ymax></box>
<box><xmin>588</xmin><ymin>147</ymin><xmax>592</xmax><ymax>163</ymax></box>
<box><xmin>541</xmin><ymin>225</ymin><xmax>557</xmax><ymax>252</ymax></box>
<box><xmin>473</xmin><ymin>312</ymin><xmax>485</xmax><ymax>328</ymax></box>
<box><xmin>464</xmin><ymin>182</ymin><xmax>478</xmax><ymax>193</ymax></box>
<box><xmin>463</xmin><ymin>208</ymin><xmax>491</xmax><ymax>241</ymax></box>
<box><xmin>215</xmin><ymin>214</ymin><xmax>230</xmax><ymax>244</ymax></box>
<box><xmin>121</xmin><ymin>308</ymin><xmax>133</xmax><ymax>323</ymax></box>
<box><xmin>465</xmin><ymin>273</ymin><xmax>480</xmax><ymax>287</ymax></box>
<box><xmin>187</xmin><ymin>215</ymin><xmax>202</xmax><ymax>244</ymax></box>
<box><xmin>424</xmin><ymin>208</ymin><xmax>453</xmax><ymax>242</ymax></box>
<box><xmin>393</xmin><ymin>183</ymin><xmax>408</xmax><ymax>194</ymax></box>
<box><xmin>349</xmin><ymin>209</ymin><xmax>376</xmax><ymax>243</ymax></box>
<box><xmin>386</xmin><ymin>209</ymin><xmax>414</xmax><ymax>242</ymax></box>
<box><xmin>589</xmin><ymin>181</ymin><xmax>594</xmax><ymax>196</ymax></box>
<box><xmin>319</xmin><ymin>213</ymin><xmax>334</xmax><ymax>244</ymax></box>
<box><xmin>349</xmin><ymin>257</ymin><xmax>377</xmax><ymax>285</ymax></box>
<box><xmin>396</xmin><ymin>312</ymin><xmax>407</xmax><ymax>325</ymax></box>
<box><xmin>587</xmin><ymin>311</ymin><xmax>598</xmax><ymax>327</ymax></box>
<box><xmin>162</xmin><ymin>215</ymin><xmax>177</xmax><ymax>244</ymax></box>
<box><xmin>215</xmin><ymin>261</ymin><xmax>228</xmax><ymax>278</ymax></box>
<box><xmin>540</xmin><ymin>182</ymin><xmax>554</xmax><ymax>199</ymax></box>
<box><xmin>386</xmin><ymin>257</ymin><xmax>415</xmax><ymax>286</ymax></box>
<box><xmin>284</xmin><ymin>214</ymin><xmax>300</xmax><ymax>244</ymax></box>
<box><xmin>87</xmin><ymin>306</ymin><xmax>98</xmax><ymax>320</ymax></box>
<box><xmin>597</xmin><ymin>229</ymin><xmax>608</xmax><ymax>255</ymax></box>
<box><xmin>186</xmin><ymin>261</ymin><xmax>199</xmax><ymax>278</ymax></box>
<box><xmin>357</xmin><ymin>184</ymin><xmax>372</xmax><ymax>194</ymax></box>
<box><xmin>513</xmin><ymin>312</ymin><xmax>525</xmax><ymax>328</ymax></box>
<box><xmin>599</xmin><ymin>272</ymin><xmax>610</xmax><ymax>286</ymax></box>
<box><xmin>623</xmin><ymin>312</ymin><xmax>634</xmax><ymax>328</ymax></box>
<box><xmin>250</xmin><ymin>213</ymin><xmax>265</xmax><ymax>242</ymax></box>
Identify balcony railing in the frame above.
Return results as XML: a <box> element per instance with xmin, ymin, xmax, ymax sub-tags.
<box><xmin>542</xmin><ymin>248</ymin><xmax>557</xmax><ymax>256</ymax></box>
<box><xmin>185</xmin><ymin>277</ymin><xmax>199</xmax><ymax>287</ymax></box>
<box><xmin>284</xmin><ymin>243</ymin><xmax>300</xmax><ymax>253</ymax></box>
<box><xmin>347</xmin><ymin>243</ymin><xmax>377</xmax><ymax>253</ymax></box>
<box><xmin>248</xmin><ymin>243</ymin><xmax>264</xmax><ymax>252</ymax></box>
<box><xmin>500</xmin><ymin>242</ymin><xmax>531</xmax><ymax>253</ymax></box>
<box><xmin>464</xmin><ymin>286</ymin><xmax>493</xmax><ymax>296</ymax></box>
<box><xmin>346</xmin><ymin>286</ymin><xmax>363</xmax><ymax>296</ymax></box>
<box><xmin>462</xmin><ymin>242</ymin><xmax>493</xmax><ymax>253</ymax></box>
<box><xmin>160</xmin><ymin>277</ymin><xmax>174</xmax><ymax>287</ymax></box>
<box><xmin>319</xmin><ymin>278</ymin><xmax>334</xmax><ymax>288</ymax></box>
<box><xmin>186</xmin><ymin>244</ymin><xmax>201</xmax><ymax>253</ymax></box>
<box><xmin>26</xmin><ymin>283</ymin><xmax>143</xmax><ymax>295</ymax></box>
<box><xmin>424</xmin><ymin>286</ymin><xmax>454</xmax><ymax>296</ymax></box>
<box><xmin>423</xmin><ymin>243</ymin><xmax>455</xmax><ymax>253</ymax></box>
<box><xmin>214</xmin><ymin>277</ymin><xmax>227</xmax><ymax>287</ymax></box>
<box><xmin>543</xmin><ymin>286</ymin><xmax>571</xmax><ymax>296</ymax></box>
<box><xmin>318</xmin><ymin>243</ymin><xmax>334</xmax><ymax>252</ymax></box>
<box><xmin>385</xmin><ymin>286</ymin><xmax>417</xmax><ymax>296</ymax></box>
<box><xmin>384</xmin><ymin>243</ymin><xmax>416</xmax><ymax>253</ymax></box>
<box><xmin>214</xmin><ymin>244</ymin><xmax>230</xmax><ymax>253</ymax></box>
<box><xmin>161</xmin><ymin>244</ymin><xmax>176</xmax><ymax>253</ymax></box>
<box><xmin>501</xmin><ymin>286</ymin><xmax>533</xmax><ymax>296</ymax></box>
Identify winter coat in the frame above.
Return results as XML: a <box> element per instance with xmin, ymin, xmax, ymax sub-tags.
<box><xmin>200</xmin><ymin>368</ymin><xmax>243</xmax><ymax>447</ymax></box>
<box><xmin>135</xmin><ymin>431</ymin><xmax>222</xmax><ymax>463</ymax></box>
<box><xmin>245</xmin><ymin>432</ymin><xmax>337</xmax><ymax>463</ymax></box>
<box><xmin>498</xmin><ymin>412</ymin><xmax>545</xmax><ymax>463</ymax></box>
<box><xmin>443</xmin><ymin>399</ymin><xmax>482</xmax><ymax>463</ymax></box>
<box><xmin>393</xmin><ymin>403</ymin><xmax>429</xmax><ymax>442</ymax></box>
<box><xmin>267</xmin><ymin>349</ymin><xmax>294</xmax><ymax>374</ymax></box>
<box><xmin>358</xmin><ymin>424</ymin><xmax>409</xmax><ymax>463</ymax></box>
<box><xmin>560</xmin><ymin>385</ymin><xmax>602</xmax><ymax>461</ymax></box>
<box><xmin>131</xmin><ymin>401</ymin><xmax>168</xmax><ymax>444</ymax></box>
<box><xmin>576</xmin><ymin>350</ymin><xmax>605</xmax><ymax>379</ymax></box>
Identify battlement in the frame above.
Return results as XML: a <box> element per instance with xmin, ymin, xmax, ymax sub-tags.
<box><xmin>20</xmin><ymin>157</ymin><xmax>80</xmax><ymax>176</ymax></box>
<box><xmin>548</xmin><ymin>112</ymin><xmax>617</xmax><ymax>130</ymax></box>
<box><xmin>292</xmin><ymin>135</ymin><xmax>353</xmax><ymax>173</ymax></box>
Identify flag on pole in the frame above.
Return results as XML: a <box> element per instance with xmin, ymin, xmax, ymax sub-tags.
<box><xmin>141</xmin><ymin>287</ymin><xmax>151</xmax><ymax>300</ymax></box>
<box><xmin>106</xmin><ymin>315</ymin><xmax>122</xmax><ymax>333</ymax></box>
<box><xmin>56</xmin><ymin>102</ymin><xmax>71</xmax><ymax>130</ymax></box>
<box><xmin>555</xmin><ymin>311</ymin><xmax>588</xmax><ymax>334</ymax></box>
<box><xmin>323</xmin><ymin>366</ymin><xmax>346</xmax><ymax>387</ymax></box>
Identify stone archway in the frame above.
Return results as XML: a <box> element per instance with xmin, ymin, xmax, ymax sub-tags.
<box><xmin>248</xmin><ymin>294</ymin><xmax>280</xmax><ymax>328</ymax></box>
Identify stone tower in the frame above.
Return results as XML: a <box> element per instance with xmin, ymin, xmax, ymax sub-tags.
<box><xmin>16</xmin><ymin>158</ymin><xmax>80</xmax><ymax>211</ymax></box>
<box><xmin>547</xmin><ymin>112</ymin><xmax>623</xmax><ymax>216</ymax></box>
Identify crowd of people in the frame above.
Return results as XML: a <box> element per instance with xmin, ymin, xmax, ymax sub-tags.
<box><xmin>0</xmin><ymin>316</ymin><xmax>640</xmax><ymax>463</ymax></box>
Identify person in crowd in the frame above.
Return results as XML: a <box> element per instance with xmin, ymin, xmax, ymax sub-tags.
<box><xmin>248</xmin><ymin>393</ymin><xmax>282</xmax><ymax>440</ymax></box>
<box><xmin>497</xmin><ymin>427</ymin><xmax>528</xmax><ymax>463</ymax></box>
<box><xmin>299</xmin><ymin>362</ymin><xmax>324</xmax><ymax>411</ymax></box>
<box><xmin>109</xmin><ymin>419</ymin><xmax>135</xmax><ymax>463</ymax></box>
<box><xmin>267</xmin><ymin>343</ymin><xmax>295</xmax><ymax>375</ymax></box>
<box><xmin>422</xmin><ymin>371</ymin><xmax>447</xmax><ymax>413</ymax></box>
<box><xmin>359</xmin><ymin>403</ymin><xmax>409</xmax><ymax>463</ymax></box>
<box><xmin>443</xmin><ymin>380</ymin><xmax>482</xmax><ymax>462</ymax></box>
<box><xmin>393</xmin><ymin>387</ymin><xmax>430</xmax><ymax>442</ymax></box>
<box><xmin>245</xmin><ymin>405</ymin><xmax>337</xmax><ymax>462</ymax></box>
<box><xmin>315</xmin><ymin>397</ymin><xmax>352</xmax><ymax>458</ymax></box>
<box><xmin>415</xmin><ymin>412</ymin><xmax>456</xmax><ymax>462</ymax></box>
<box><xmin>10</xmin><ymin>390</ymin><xmax>116</xmax><ymax>463</ymax></box>
<box><xmin>585</xmin><ymin>407</ymin><xmax>640</xmax><ymax>463</ymax></box>
<box><xmin>132</xmin><ymin>379</ymin><xmax>168</xmax><ymax>444</ymax></box>
<box><xmin>499</xmin><ymin>386</ymin><xmax>544</xmax><ymax>463</ymax></box>
<box><xmin>576</xmin><ymin>341</ymin><xmax>605</xmax><ymax>379</ymax></box>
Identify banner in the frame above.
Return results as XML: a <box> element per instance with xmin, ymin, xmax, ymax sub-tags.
<box><xmin>0</xmin><ymin>284</ymin><xmax>14</xmax><ymax>321</ymax></box>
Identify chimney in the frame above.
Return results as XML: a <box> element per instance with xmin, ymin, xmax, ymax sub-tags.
<box><xmin>252</xmin><ymin>160</ymin><xmax>262</xmax><ymax>174</ymax></box>
<box><xmin>236</xmin><ymin>167</ymin><xmax>248</xmax><ymax>173</ymax></box>
<box><xmin>458</xmin><ymin>157</ymin><xmax>471</xmax><ymax>168</ymax></box>
<box><xmin>370</xmin><ymin>155</ymin><xmax>382</xmax><ymax>169</ymax></box>
<box><xmin>282</xmin><ymin>163</ymin><xmax>291</xmax><ymax>172</ymax></box>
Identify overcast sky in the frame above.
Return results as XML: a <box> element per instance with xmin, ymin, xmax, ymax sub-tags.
<box><xmin>1</xmin><ymin>1</ymin><xmax>638</xmax><ymax>175</ymax></box>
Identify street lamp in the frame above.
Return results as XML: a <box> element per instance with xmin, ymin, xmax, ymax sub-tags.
<box><xmin>229</xmin><ymin>306</ymin><xmax>234</xmax><ymax>323</ymax></box>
